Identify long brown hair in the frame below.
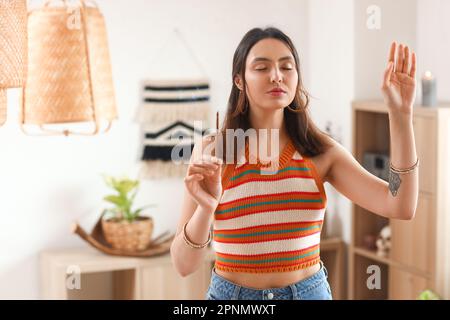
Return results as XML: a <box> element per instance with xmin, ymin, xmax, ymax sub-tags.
<box><xmin>217</xmin><ymin>27</ymin><xmax>332</xmax><ymax>163</ymax></box>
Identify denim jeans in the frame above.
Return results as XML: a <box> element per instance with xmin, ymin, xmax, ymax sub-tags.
<box><xmin>205</xmin><ymin>260</ymin><xmax>332</xmax><ymax>300</ymax></box>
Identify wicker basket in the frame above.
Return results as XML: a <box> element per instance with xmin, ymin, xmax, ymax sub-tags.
<box><xmin>102</xmin><ymin>216</ymin><xmax>154</xmax><ymax>251</ymax></box>
<box><xmin>0</xmin><ymin>0</ymin><xmax>27</xmax><ymax>125</ymax></box>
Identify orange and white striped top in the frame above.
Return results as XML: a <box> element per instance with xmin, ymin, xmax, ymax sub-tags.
<box><xmin>212</xmin><ymin>138</ymin><xmax>327</xmax><ymax>273</ymax></box>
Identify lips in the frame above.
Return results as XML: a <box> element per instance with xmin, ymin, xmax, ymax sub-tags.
<box><xmin>268</xmin><ymin>88</ymin><xmax>286</xmax><ymax>93</ymax></box>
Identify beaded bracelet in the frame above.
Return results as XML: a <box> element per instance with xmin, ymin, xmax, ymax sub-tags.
<box><xmin>182</xmin><ymin>221</ymin><xmax>212</xmax><ymax>249</ymax></box>
<box><xmin>390</xmin><ymin>158</ymin><xmax>419</xmax><ymax>174</ymax></box>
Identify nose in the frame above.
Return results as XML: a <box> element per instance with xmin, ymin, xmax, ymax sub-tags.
<box><xmin>270</xmin><ymin>68</ymin><xmax>282</xmax><ymax>83</ymax></box>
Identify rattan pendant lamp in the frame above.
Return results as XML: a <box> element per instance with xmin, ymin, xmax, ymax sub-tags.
<box><xmin>0</xmin><ymin>0</ymin><xmax>28</xmax><ymax>127</ymax></box>
<box><xmin>21</xmin><ymin>0</ymin><xmax>118</xmax><ymax>136</ymax></box>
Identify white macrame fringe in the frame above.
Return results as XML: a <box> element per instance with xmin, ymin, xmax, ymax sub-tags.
<box><xmin>135</xmin><ymin>102</ymin><xmax>211</xmax><ymax>124</ymax></box>
<box><xmin>139</xmin><ymin>160</ymin><xmax>189</xmax><ymax>179</ymax></box>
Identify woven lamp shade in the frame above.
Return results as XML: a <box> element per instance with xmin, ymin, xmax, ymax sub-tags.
<box><xmin>0</xmin><ymin>0</ymin><xmax>28</xmax><ymax>126</ymax></box>
<box><xmin>21</xmin><ymin>0</ymin><xmax>117</xmax><ymax>135</ymax></box>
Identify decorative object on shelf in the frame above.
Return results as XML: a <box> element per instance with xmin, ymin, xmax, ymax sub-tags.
<box><xmin>71</xmin><ymin>219</ymin><xmax>174</xmax><ymax>258</ymax></box>
<box><xmin>21</xmin><ymin>0</ymin><xmax>117</xmax><ymax>136</ymax></box>
<box><xmin>375</xmin><ymin>225</ymin><xmax>391</xmax><ymax>257</ymax></box>
<box><xmin>421</xmin><ymin>71</ymin><xmax>437</xmax><ymax>107</ymax></box>
<box><xmin>0</xmin><ymin>0</ymin><xmax>27</xmax><ymax>126</ymax></box>
<box><xmin>100</xmin><ymin>175</ymin><xmax>157</xmax><ymax>251</ymax></box>
<box><xmin>362</xmin><ymin>233</ymin><xmax>378</xmax><ymax>251</ymax></box>
<box><xmin>362</xmin><ymin>152</ymin><xmax>390</xmax><ymax>182</ymax></box>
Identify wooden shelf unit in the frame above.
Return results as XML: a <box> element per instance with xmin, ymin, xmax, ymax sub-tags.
<box><xmin>40</xmin><ymin>237</ymin><xmax>345</xmax><ymax>300</ymax></box>
<box><xmin>348</xmin><ymin>100</ymin><xmax>450</xmax><ymax>300</ymax></box>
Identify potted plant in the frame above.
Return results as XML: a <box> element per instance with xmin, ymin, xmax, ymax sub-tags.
<box><xmin>418</xmin><ymin>289</ymin><xmax>441</xmax><ymax>300</ymax></box>
<box><xmin>101</xmin><ymin>175</ymin><xmax>156</xmax><ymax>251</ymax></box>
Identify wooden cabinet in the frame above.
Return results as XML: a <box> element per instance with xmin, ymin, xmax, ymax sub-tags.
<box><xmin>40</xmin><ymin>247</ymin><xmax>215</xmax><ymax>300</ymax></box>
<box><xmin>412</xmin><ymin>116</ymin><xmax>437</xmax><ymax>193</ymax></box>
<box><xmin>348</xmin><ymin>100</ymin><xmax>450</xmax><ymax>300</ymax></box>
<box><xmin>140</xmin><ymin>259</ymin><xmax>210</xmax><ymax>300</ymax></box>
<box><xmin>390</xmin><ymin>193</ymin><xmax>434</xmax><ymax>274</ymax></box>
<box><xmin>40</xmin><ymin>237</ymin><xmax>346</xmax><ymax>299</ymax></box>
<box><xmin>389</xmin><ymin>267</ymin><xmax>428</xmax><ymax>300</ymax></box>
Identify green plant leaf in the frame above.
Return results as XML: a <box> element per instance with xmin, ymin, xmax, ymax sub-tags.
<box><xmin>131</xmin><ymin>204</ymin><xmax>157</xmax><ymax>219</ymax></box>
<box><xmin>418</xmin><ymin>289</ymin><xmax>441</xmax><ymax>300</ymax></box>
<box><xmin>101</xmin><ymin>175</ymin><xmax>151</xmax><ymax>223</ymax></box>
<box><xmin>120</xmin><ymin>180</ymin><xmax>139</xmax><ymax>195</ymax></box>
<box><xmin>130</xmin><ymin>190</ymin><xmax>138</xmax><ymax>203</ymax></box>
<box><xmin>102</xmin><ymin>174</ymin><xmax>115</xmax><ymax>188</ymax></box>
<box><xmin>104</xmin><ymin>195</ymin><xmax>127</xmax><ymax>207</ymax></box>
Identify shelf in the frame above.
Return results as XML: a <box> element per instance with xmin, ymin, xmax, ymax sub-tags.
<box><xmin>352</xmin><ymin>246</ymin><xmax>431</xmax><ymax>280</ymax></box>
<box><xmin>349</xmin><ymin>100</ymin><xmax>450</xmax><ymax>299</ymax></box>
<box><xmin>352</xmin><ymin>100</ymin><xmax>450</xmax><ymax>116</ymax></box>
<box><xmin>41</xmin><ymin>237</ymin><xmax>347</xmax><ymax>299</ymax></box>
<box><xmin>353</xmin><ymin>246</ymin><xmax>391</xmax><ymax>265</ymax></box>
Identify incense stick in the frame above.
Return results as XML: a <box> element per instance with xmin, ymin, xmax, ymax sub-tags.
<box><xmin>216</xmin><ymin>111</ymin><xmax>219</xmax><ymax>132</ymax></box>
<box><xmin>215</xmin><ymin>111</ymin><xmax>219</xmax><ymax>160</ymax></box>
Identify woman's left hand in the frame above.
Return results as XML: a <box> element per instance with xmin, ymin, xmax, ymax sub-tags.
<box><xmin>381</xmin><ymin>42</ymin><xmax>417</xmax><ymax>116</ymax></box>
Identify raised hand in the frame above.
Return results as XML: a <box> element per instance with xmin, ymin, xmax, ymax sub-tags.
<box><xmin>184</xmin><ymin>155</ymin><xmax>223</xmax><ymax>211</ymax></box>
<box><xmin>381</xmin><ymin>42</ymin><xmax>417</xmax><ymax>115</ymax></box>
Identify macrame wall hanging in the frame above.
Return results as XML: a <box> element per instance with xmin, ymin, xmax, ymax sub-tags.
<box><xmin>135</xmin><ymin>29</ymin><xmax>212</xmax><ymax>179</ymax></box>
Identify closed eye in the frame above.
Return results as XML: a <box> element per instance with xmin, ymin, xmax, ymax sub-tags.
<box><xmin>255</xmin><ymin>67</ymin><xmax>293</xmax><ymax>71</ymax></box>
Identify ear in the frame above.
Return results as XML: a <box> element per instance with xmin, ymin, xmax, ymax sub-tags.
<box><xmin>234</xmin><ymin>75</ymin><xmax>243</xmax><ymax>91</ymax></box>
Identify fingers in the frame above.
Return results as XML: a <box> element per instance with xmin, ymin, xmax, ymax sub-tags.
<box><xmin>383</xmin><ymin>61</ymin><xmax>394</xmax><ymax>88</ymax></box>
<box><xmin>187</xmin><ymin>156</ymin><xmax>223</xmax><ymax>178</ymax></box>
<box><xmin>410</xmin><ymin>52</ymin><xmax>417</xmax><ymax>78</ymax></box>
<box><xmin>192</xmin><ymin>155</ymin><xmax>223</xmax><ymax>166</ymax></box>
<box><xmin>403</xmin><ymin>46</ymin><xmax>410</xmax><ymax>74</ymax></box>
<box><xmin>390</xmin><ymin>42</ymin><xmax>416</xmax><ymax>77</ymax></box>
<box><xmin>189</xmin><ymin>165</ymin><xmax>216</xmax><ymax>176</ymax></box>
<box><xmin>389</xmin><ymin>42</ymin><xmax>396</xmax><ymax>64</ymax></box>
<box><xmin>184</xmin><ymin>174</ymin><xmax>204</xmax><ymax>183</ymax></box>
<box><xmin>191</xmin><ymin>162</ymin><xmax>219</xmax><ymax>171</ymax></box>
<box><xmin>396</xmin><ymin>44</ymin><xmax>404</xmax><ymax>73</ymax></box>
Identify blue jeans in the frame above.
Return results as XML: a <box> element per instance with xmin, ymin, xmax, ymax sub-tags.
<box><xmin>205</xmin><ymin>260</ymin><xmax>332</xmax><ymax>300</ymax></box>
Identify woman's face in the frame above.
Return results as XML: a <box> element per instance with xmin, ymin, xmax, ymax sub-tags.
<box><xmin>236</xmin><ymin>38</ymin><xmax>299</xmax><ymax>112</ymax></box>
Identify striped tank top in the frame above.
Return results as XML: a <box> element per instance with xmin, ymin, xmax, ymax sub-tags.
<box><xmin>211</xmin><ymin>138</ymin><xmax>327</xmax><ymax>273</ymax></box>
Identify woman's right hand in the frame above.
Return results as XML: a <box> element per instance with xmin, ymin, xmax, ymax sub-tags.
<box><xmin>184</xmin><ymin>155</ymin><xmax>223</xmax><ymax>211</ymax></box>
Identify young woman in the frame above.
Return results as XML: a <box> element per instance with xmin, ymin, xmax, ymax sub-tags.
<box><xmin>170</xmin><ymin>27</ymin><xmax>419</xmax><ymax>300</ymax></box>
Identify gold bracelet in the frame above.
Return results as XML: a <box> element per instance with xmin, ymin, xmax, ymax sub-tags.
<box><xmin>390</xmin><ymin>158</ymin><xmax>419</xmax><ymax>174</ymax></box>
<box><xmin>182</xmin><ymin>221</ymin><xmax>212</xmax><ymax>249</ymax></box>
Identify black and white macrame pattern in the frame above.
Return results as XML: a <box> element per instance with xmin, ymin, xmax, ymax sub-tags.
<box><xmin>135</xmin><ymin>78</ymin><xmax>211</xmax><ymax>178</ymax></box>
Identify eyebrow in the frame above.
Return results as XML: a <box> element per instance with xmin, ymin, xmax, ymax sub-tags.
<box><xmin>251</xmin><ymin>56</ymin><xmax>294</xmax><ymax>63</ymax></box>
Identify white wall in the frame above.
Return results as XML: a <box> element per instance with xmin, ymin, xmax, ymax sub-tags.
<box><xmin>0</xmin><ymin>0</ymin><xmax>310</xmax><ymax>299</ymax></box>
<box><xmin>355</xmin><ymin>0</ymin><xmax>450</xmax><ymax>102</ymax></box>
<box><xmin>305</xmin><ymin>0</ymin><xmax>354</xmax><ymax>243</ymax></box>
<box><xmin>417</xmin><ymin>0</ymin><xmax>450</xmax><ymax>101</ymax></box>
<box><xmin>354</xmin><ymin>0</ymin><xmax>417</xmax><ymax>100</ymax></box>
